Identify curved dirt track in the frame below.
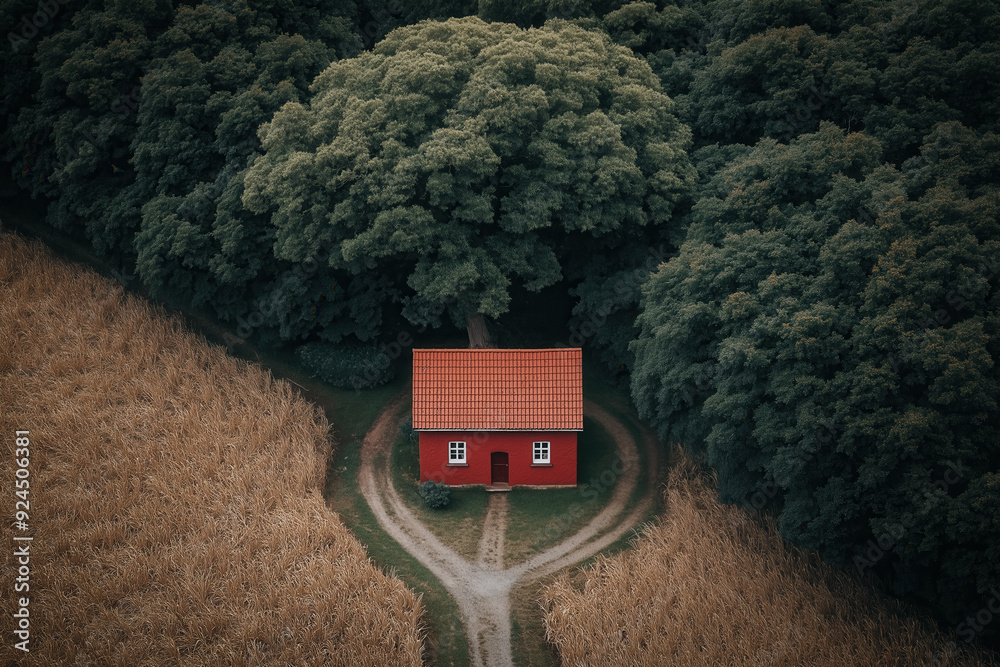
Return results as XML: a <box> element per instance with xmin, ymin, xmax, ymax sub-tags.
<box><xmin>357</xmin><ymin>392</ymin><xmax>658</xmax><ymax>667</ymax></box>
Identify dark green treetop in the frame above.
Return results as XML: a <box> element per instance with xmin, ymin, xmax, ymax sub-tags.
<box><xmin>243</xmin><ymin>16</ymin><xmax>695</xmax><ymax>331</ymax></box>
<box><xmin>632</xmin><ymin>121</ymin><xmax>1000</xmax><ymax>631</ymax></box>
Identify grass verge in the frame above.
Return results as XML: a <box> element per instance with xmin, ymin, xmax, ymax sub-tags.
<box><xmin>328</xmin><ymin>425</ymin><xmax>473</xmax><ymax>667</ymax></box>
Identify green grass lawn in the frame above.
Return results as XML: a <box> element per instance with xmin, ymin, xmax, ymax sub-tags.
<box><xmin>388</xmin><ymin>412</ymin><xmax>626</xmax><ymax>568</ymax></box>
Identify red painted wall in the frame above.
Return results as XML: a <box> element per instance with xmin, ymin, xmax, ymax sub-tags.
<box><xmin>418</xmin><ymin>431</ymin><xmax>577</xmax><ymax>487</ymax></box>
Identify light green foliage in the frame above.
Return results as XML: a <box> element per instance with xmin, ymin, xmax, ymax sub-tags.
<box><xmin>244</xmin><ymin>16</ymin><xmax>695</xmax><ymax>327</ymax></box>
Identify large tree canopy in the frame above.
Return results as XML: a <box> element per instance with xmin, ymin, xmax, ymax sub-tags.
<box><xmin>3</xmin><ymin>0</ymin><xmax>998</xmax><ymax>648</ymax></box>
<box><xmin>631</xmin><ymin>121</ymin><xmax>1000</xmax><ymax>634</ymax></box>
<box><xmin>242</xmin><ymin>16</ymin><xmax>695</xmax><ymax>329</ymax></box>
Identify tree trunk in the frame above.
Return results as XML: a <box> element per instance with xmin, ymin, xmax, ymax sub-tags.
<box><xmin>466</xmin><ymin>313</ymin><xmax>494</xmax><ymax>349</ymax></box>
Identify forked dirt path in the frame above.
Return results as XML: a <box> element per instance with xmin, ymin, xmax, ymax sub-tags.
<box><xmin>357</xmin><ymin>391</ymin><xmax>658</xmax><ymax>667</ymax></box>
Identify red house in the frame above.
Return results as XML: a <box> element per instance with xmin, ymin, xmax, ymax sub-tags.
<box><xmin>412</xmin><ymin>348</ymin><xmax>583</xmax><ymax>489</ymax></box>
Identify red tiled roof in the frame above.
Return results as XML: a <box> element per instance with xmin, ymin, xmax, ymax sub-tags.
<box><xmin>412</xmin><ymin>348</ymin><xmax>583</xmax><ymax>431</ymax></box>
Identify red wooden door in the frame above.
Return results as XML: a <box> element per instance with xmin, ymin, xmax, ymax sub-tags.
<box><xmin>491</xmin><ymin>452</ymin><xmax>509</xmax><ymax>485</ymax></box>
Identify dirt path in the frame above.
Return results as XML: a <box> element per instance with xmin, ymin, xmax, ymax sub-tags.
<box><xmin>356</xmin><ymin>392</ymin><xmax>657</xmax><ymax>667</ymax></box>
<box><xmin>476</xmin><ymin>494</ymin><xmax>507</xmax><ymax>570</ymax></box>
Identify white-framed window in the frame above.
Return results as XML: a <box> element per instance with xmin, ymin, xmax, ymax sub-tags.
<box><xmin>533</xmin><ymin>441</ymin><xmax>550</xmax><ymax>464</ymax></box>
<box><xmin>449</xmin><ymin>441</ymin><xmax>466</xmax><ymax>464</ymax></box>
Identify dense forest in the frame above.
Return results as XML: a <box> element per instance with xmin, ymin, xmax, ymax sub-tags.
<box><xmin>3</xmin><ymin>0</ymin><xmax>998</xmax><ymax>649</ymax></box>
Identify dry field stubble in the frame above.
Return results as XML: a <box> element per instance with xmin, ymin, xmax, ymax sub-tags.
<box><xmin>543</xmin><ymin>450</ymin><xmax>997</xmax><ymax>667</ymax></box>
<box><xmin>0</xmin><ymin>232</ymin><xmax>423</xmax><ymax>666</ymax></box>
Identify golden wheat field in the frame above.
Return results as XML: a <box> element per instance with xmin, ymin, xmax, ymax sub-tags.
<box><xmin>543</xmin><ymin>450</ymin><xmax>998</xmax><ymax>667</ymax></box>
<box><xmin>0</xmin><ymin>231</ymin><xmax>423</xmax><ymax>666</ymax></box>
